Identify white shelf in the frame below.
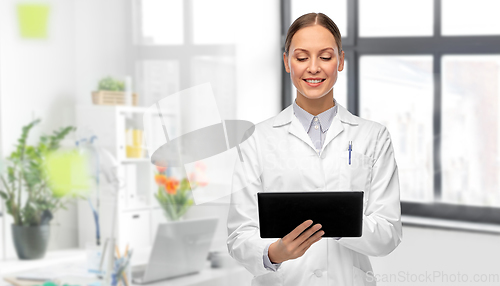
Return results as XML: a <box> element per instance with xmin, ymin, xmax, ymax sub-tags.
<box><xmin>117</xmin><ymin>105</ymin><xmax>150</xmax><ymax>114</ymax></box>
<box><xmin>76</xmin><ymin>105</ymin><xmax>160</xmax><ymax>251</ymax></box>
<box><xmin>121</xmin><ymin>158</ymin><xmax>151</xmax><ymax>163</ymax></box>
<box><xmin>75</xmin><ymin>103</ymin><xmax>183</xmax><ymax>253</ymax></box>
<box><xmin>80</xmin><ymin>104</ymin><xmax>176</xmax><ymax>116</ymax></box>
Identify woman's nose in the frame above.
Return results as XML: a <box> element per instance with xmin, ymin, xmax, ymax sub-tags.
<box><xmin>308</xmin><ymin>59</ymin><xmax>320</xmax><ymax>73</ymax></box>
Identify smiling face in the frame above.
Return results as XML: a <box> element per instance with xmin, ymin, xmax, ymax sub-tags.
<box><xmin>283</xmin><ymin>24</ymin><xmax>344</xmax><ymax>101</ymax></box>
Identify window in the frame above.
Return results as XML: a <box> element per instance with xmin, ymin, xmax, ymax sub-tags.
<box><xmin>360</xmin><ymin>56</ymin><xmax>434</xmax><ymax>202</ymax></box>
<box><xmin>192</xmin><ymin>0</ymin><xmax>237</xmax><ymax>44</ymax></box>
<box><xmin>441</xmin><ymin>55</ymin><xmax>500</xmax><ymax>207</ymax></box>
<box><xmin>359</xmin><ymin>0</ymin><xmax>433</xmax><ymax>37</ymax></box>
<box><xmin>140</xmin><ymin>0</ymin><xmax>184</xmax><ymax>45</ymax></box>
<box><xmin>133</xmin><ymin>0</ymin><xmax>237</xmax><ymax>110</ymax></box>
<box><xmin>283</xmin><ymin>0</ymin><xmax>500</xmax><ymax>227</ymax></box>
<box><xmin>190</xmin><ymin>56</ymin><xmax>236</xmax><ymax>120</ymax></box>
<box><xmin>442</xmin><ymin>0</ymin><xmax>500</xmax><ymax>36</ymax></box>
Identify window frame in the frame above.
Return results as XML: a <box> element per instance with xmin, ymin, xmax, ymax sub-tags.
<box><xmin>282</xmin><ymin>0</ymin><xmax>500</xmax><ymax>228</ymax></box>
<box><xmin>131</xmin><ymin>0</ymin><xmax>236</xmax><ymax>95</ymax></box>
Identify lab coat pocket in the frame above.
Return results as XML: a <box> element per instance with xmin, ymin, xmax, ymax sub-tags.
<box><xmin>352</xmin><ymin>266</ymin><xmax>377</xmax><ymax>286</ymax></box>
<box><xmin>252</xmin><ymin>271</ymin><xmax>283</xmax><ymax>286</ymax></box>
<box><xmin>339</xmin><ymin>151</ymin><xmax>373</xmax><ymax>193</ymax></box>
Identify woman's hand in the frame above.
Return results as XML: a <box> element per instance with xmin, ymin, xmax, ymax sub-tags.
<box><xmin>268</xmin><ymin>220</ymin><xmax>324</xmax><ymax>264</ymax></box>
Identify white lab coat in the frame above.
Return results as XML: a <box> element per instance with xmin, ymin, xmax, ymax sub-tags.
<box><xmin>227</xmin><ymin>103</ymin><xmax>402</xmax><ymax>286</ymax></box>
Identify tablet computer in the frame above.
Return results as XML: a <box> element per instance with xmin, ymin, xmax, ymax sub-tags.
<box><xmin>257</xmin><ymin>191</ymin><xmax>363</xmax><ymax>238</ymax></box>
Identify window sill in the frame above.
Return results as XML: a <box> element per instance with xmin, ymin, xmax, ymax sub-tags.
<box><xmin>402</xmin><ymin>215</ymin><xmax>500</xmax><ymax>235</ymax></box>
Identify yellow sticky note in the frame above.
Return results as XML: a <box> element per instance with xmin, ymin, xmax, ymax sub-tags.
<box><xmin>17</xmin><ymin>4</ymin><xmax>50</xmax><ymax>39</ymax></box>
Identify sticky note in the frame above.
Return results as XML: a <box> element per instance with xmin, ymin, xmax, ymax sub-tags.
<box><xmin>45</xmin><ymin>150</ymin><xmax>91</xmax><ymax>198</ymax></box>
<box><xmin>17</xmin><ymin>4</ymin><xmax>50</xmax><ymax>39</ymax></box>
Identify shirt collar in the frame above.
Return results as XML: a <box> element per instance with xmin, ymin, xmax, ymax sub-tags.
<box><xmin>292</xmin><ymin>99</ymin><xmax>338</xmax><ymax>133</ymax></box>
<box><xmin>273</xmin><ymin>100</ymin><xmax>358</xmax><ymax>128</ymax></box>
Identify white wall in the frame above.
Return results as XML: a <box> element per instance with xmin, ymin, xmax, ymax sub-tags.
<box><xmin>371</xmin><ymin>225</ymin><xmax>500</xmax><ymax>286</ymax></box>
<box><xmin>0</xmin><ymin>0</ymin><xmax>79</xmax><ymax>258</ymax></box>
<box><xmin>74</xmin><ymin>0</ymin><xmax>130</xmax><ymax>107</ymax></box>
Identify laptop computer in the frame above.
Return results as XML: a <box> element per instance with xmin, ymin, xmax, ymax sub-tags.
<box><xmin>257</xmin><ymin>191</ymin><xmax>363</xmax><ymax>238</ymax></box>
<box><xmin>132</xmin><ymin>217</ymin><xmax>218</xmax><ymax>284</ymax></box>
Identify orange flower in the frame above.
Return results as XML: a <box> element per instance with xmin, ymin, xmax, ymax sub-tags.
<box><xmin>155</xmin><ymin>174</ymin><xmax>168</xmax><ymax>185</ymax></box>
<box><xmin>164</xmin><ymin>178</ymin><xmax>179</xmax><ymax>195</ymax></box>
<box><xmin>156</xmin><ymin>165</ymin><xmax>167</xmax><ymax>173</ymax></box>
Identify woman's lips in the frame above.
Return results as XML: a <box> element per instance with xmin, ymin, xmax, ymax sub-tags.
<box><xmin>303</xmin><ymin>79</ymin><xmax>325</xmax><ymax>87</ymax></box>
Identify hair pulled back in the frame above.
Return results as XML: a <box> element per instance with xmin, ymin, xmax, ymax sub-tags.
<box><xmin>284</xmin><ymin>13</ymin><xmax>342</xmax><ymax>56</ymax></box>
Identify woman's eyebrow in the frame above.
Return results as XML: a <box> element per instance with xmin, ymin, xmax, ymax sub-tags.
<box><xmin>293</xmin><ymin>47</ymin><xmax>335</xmax><ymax>53</ymax></box>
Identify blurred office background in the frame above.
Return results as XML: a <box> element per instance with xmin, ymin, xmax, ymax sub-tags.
<box><xmin>0</xmin><ymin>0</ymin><xmax>499</xmax><ymax>285</ymax></box>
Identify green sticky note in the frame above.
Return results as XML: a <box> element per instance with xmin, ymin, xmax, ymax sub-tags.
<box><xmin>45</xmin><ymin>150</ymin><xmax>91</xmax><ymax>198</ymax></box>
<box><xmin>17</xmin><ymin>4</ymin><xmax>50</xmax><ymax>39</ymax></box>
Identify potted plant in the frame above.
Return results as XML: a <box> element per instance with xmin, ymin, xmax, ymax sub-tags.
<box><xmin>154</xmin><ymin>162</ymin><xmax>208</xmax><ymax>221</ymax></box>
<box><xmin>92</xmin><ymin>76</ymin><xmax>137</xmax><ymax>106</ymax></box>
<box><xmin>0</xmin><ymin>119</ymin><xmax>77</xmax><ymax>259</ymax></box>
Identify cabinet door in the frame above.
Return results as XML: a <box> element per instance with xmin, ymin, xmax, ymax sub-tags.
<box><xmin>119</xmin><ymin>210</ymin><xmax>151</xmax><ymax>251</ymax></box>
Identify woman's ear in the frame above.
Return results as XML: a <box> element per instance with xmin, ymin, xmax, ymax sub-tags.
<box><xmin>283</xmin><ymin>52</ymin><xmax>291</xmax><ymax>73</ymax></box>
<box><xmin>338</xmin><ymin>50</ymin><xmax>345</xmax><ymax>72</ymax></box>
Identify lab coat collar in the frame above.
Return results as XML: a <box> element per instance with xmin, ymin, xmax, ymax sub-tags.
<box><xmin>272</xmin><ymin>102</ymin><xmax>359</xmax><ymax>127</ymax></box>
<box><xmin>273</xmin><ymin>103</ymin><xmax>359</xmax><ymax>154</ymax></box>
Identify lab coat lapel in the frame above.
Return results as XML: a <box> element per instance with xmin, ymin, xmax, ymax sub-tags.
<box><xmin>289</xmin><ymin>115</ymin><xmax>317</xmax><ymax>151</ymax></box>
<box><xmin>321</xmin><ymin>104</ymin><xmax>359</xmax><ymax>153</ymax></box>
<box><xmin>321</xmin><ymin>116</ymin><xmax>344</xmax><ymax>152</ymax></box>
<box><xmin>273</xmin><ymin>105</ymin><xmax>317</xmax><ymax>152</ymax></box>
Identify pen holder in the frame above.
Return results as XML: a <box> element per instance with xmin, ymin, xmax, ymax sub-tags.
<box><xmin>111</xmin><ymin>257</ymin><xmax>131</xmax><ymax>286</ymax></box>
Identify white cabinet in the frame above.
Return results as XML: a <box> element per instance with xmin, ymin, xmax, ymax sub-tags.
<box><xmin>119</xmin><ymin>209</ymin><xmax>151</xmax><ymax>249</ymax></box>
<box><xmin>75</xmin><ymin>105</ymin><xmax>176</xmax><ymax>251</ymax></box>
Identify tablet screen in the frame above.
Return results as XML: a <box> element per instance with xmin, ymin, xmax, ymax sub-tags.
<box><xmin>257</xmin><ymin>191</ymin><xmax>363</xmax><ymax>238</ymax></box>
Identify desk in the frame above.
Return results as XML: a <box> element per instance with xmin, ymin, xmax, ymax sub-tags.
<box><xmin>0</xmin><ymin>249</ymin><xmax>252</xmax><ymax>286</ymax></box>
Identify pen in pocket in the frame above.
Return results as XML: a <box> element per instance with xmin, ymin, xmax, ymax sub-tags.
<box><xmin>348</xmin><ymin>141</ymin><xmax>352</xmax><ymax>165</ymax></box>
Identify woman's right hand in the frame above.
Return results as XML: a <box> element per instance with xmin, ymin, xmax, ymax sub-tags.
<box><xmin>268</xmin><ymin>220</ymin><xmax>324</xmax><ymax>264</ymax></box>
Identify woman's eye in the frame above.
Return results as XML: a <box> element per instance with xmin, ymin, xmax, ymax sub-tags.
<box><xmin>297</xmin><ymin>58</ymin><xmax>307</xmax><ymax>62</ymax></box>
<box><xmin>321</xmin><ymin>57</ymin><xmax>332</xmax><ymax>61</ymax></box>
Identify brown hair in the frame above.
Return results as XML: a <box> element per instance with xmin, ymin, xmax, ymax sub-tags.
<box><xmin>284</xmin><ymin>13</ymin><xmax>342</xmax><ymax>56</ymax></box>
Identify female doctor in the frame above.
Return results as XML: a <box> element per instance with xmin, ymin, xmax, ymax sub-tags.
<box><xmin>227</xmin><ymin>13</ymin><xmax>402</xmax><ymax>286</ymax></box>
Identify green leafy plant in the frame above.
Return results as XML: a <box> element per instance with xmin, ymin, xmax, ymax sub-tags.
<box><xmin>0</xmin><ymin>119</ymin><xmax>77</xmax><ymax>226</ymax></box>
<box><xmin>98</xmin><ymin>76</ymin><xmax>125</xmax><ymax>92</ymax></box>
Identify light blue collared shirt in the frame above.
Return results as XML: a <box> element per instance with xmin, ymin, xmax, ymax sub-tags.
<box><xmin>292</xmin><ymin>99</ymin><xmax>338</xmax><ymax>154</ymax></box>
